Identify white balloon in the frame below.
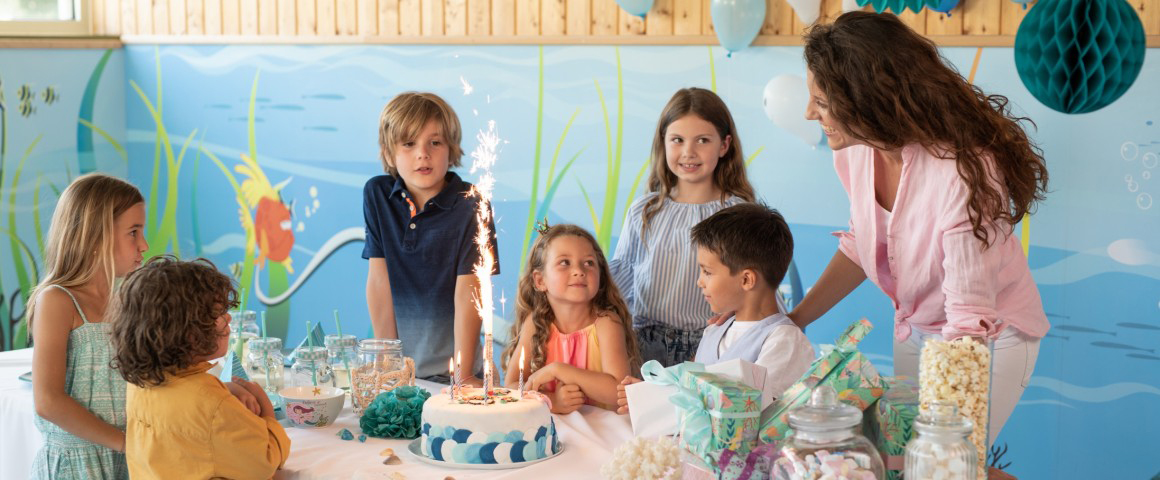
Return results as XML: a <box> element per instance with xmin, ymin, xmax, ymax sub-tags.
<box><xmin>786</xmin><ymin>0</ymin><xmax>821</xmax><ymax>24</ymax></box>
<box><xmin>763</xmin><ymin>74</ymin><xmax>822</xmax><ymax>147</ymax></box>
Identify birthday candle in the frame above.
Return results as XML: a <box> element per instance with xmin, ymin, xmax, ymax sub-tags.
<box><xmin>518</xmin><ymin>346</ymin><xmax>525</xmax><ymax>398</ymax></box>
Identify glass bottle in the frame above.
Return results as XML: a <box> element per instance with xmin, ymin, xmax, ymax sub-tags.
<box><xmin>324</xmin><ymin>334</ymin><xmax>359</xmax><ymax>390</ymax></box>
<box><xmin>245</xmin><ymin>337</ymin><xmax>284</xmax><ymax>396</ymax></box>
<box><xmin>351</xmin><ymin>338</ymin><xmax>404</xmax><ymax>414</ymax></box>
<box><xmin>290</xmin><ymin>346</ymin><xmax>334</xmax><ymax>388</ymax></box>
<box><xmin>905</xmin><ymin>403</ymin><xmax>977</xmax><ymax>480</ymax></box>
<box><xmin>770</xmin><ymin>385</ymin><xmax>885</xmax><ymax>480</ymax></box>
<box><xmin>228</xmin><ymin>310</ymin><xmax>260</xmax><ymax>369</ymax></box>
<box><xmin>917</xmin><ymin>334</ymin><xmax>993</xmax><ymax>479</ymax></box>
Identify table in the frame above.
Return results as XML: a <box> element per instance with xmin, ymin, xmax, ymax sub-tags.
<box><xmin>0</xmin><ymin>348</ymin><xmax>634</xmax><ymax>479</ymax></box>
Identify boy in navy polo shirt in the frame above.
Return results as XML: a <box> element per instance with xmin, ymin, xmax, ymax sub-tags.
<box><xmin>363</xmin><ymin>92</ymin><xmax>499</xmax><ymax>384</ymax></box>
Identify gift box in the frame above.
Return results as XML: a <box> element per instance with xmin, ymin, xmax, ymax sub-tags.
<box><xmin>674</xmin><ymin>371</ymin><xmax>762</xmax><ymax>463</ymax></box>
<box><xmin>628</xmin><ymin>360</ymin><xmax>768</xmax><ymax>438</ymax></box>
<box><xmin>716</xmin><ymin>442</ymin><xmax>777</xmax><ymax>480</ymax></box>
<box><xmin>758</xmin><ymin>318</ymin><xmax>885</xmax><ymax>444</ymax></box>
<box><xmin>680</xmin><ymin>448</ymin><xmax>716</xmax><ymax>480</ymax></box>
<box><xmin>862</xmin><ymin>376</ymin><xmax>919</xmax><ymax>479</ymax></box>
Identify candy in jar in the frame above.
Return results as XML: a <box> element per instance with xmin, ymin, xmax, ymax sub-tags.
<box><xmin>770</xmin><ymin>385</ymin><xmax>884</xmax><ymax>480</ymax></box>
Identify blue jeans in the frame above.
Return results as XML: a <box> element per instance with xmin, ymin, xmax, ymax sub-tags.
<box><xmin>634</xmin><ymin>324</ymin><xmax>703</xmax><ymax>367</ymax></box>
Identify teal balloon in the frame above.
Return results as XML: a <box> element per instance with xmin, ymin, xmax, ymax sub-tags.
<box><xmin>1014</xmin><ymin>0</ymin><xmax>1146</xmax><ymax>114</ymax></box>
<box><xmin>855</xmin><ymin>0</ymin><xmax>939</xmax><ymax>14</ymax></box>
<box><xmin>931</xmin><ymin>0</ymin><xmax>958</xmax><ymax>14</ymax></box>
<box><xmin>710</xmin><ymin>0</ymin><xmax>766</xmax><ymax>56</ymax></box>
<box><xmin>616</xmin><ymin>0</ymin><xmax>654</xmax><ymax>17</ymax></box>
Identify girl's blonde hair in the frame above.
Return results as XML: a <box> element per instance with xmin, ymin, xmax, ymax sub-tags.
<box><xmin>642</xmin><ymin>88</ymin><xmax>756</xmax><ymax>237</ymax></box>
<box><xmin>26</xmin><ymin>173</ymin><xmax>144</xmax><ymax>339</ymax></box>
<box><xmin>502</xmin><ymin>224</ymin><xmax>641</xmax><ymax>374</ymax></box>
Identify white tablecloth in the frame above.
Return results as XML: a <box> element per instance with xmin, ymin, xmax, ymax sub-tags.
<box><xmin>0</xmin><ymin>348</ymin><xmax>634</xmax><ymax>479</ymax></box>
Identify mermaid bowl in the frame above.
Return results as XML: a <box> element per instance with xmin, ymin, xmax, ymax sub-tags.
<box><xmin>278</xmin><ymin>385</ymin><xmax>345</xmax><ymax>428</ymax></box>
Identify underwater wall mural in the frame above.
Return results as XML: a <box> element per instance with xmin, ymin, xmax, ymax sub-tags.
<box><xmin>2</xmin><ymin>44</ymin><xmax>1158</xmax><ymax>478</ymax></box>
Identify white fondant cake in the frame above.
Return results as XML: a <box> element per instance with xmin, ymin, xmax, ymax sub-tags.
<box><xmin>420</xmin><ymin>387</ymin><xmax>559</xmax><ymax>464</ymax></box>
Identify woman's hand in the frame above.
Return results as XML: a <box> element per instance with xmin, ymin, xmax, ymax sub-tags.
<box><xmin>225</xmin><ymin>379</ymin><xmax>261</xmax><ymax>415</ymax></box>
<box><xmin>615</xmin><ymin>376</ymin><xmax>641</xmax><ymax>415</ymax></box>
<box><xmin>549</xmin><ymin>383</ymin><xmax>586</xmax><ymax>414</ymax></box>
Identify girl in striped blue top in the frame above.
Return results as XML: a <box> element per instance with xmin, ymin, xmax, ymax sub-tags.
<box><xmin>609</xmin><ymin>87</ymin><xmax>756</xmax><ymax>367</ymax></box>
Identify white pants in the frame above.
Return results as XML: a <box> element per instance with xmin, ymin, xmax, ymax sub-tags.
<box><xmin>893</xmin><ymin>327</ymin><xmax>1041</xmax><ymax>445</ymax></box>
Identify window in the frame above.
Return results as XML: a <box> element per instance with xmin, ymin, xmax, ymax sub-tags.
<box><xmin>0</xmin><ymin>0</ymin><xmax>91</xmax><ymax>35</ymax></box>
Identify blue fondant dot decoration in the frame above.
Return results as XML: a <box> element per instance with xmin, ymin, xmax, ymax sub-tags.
<box><xmin>452</xmin><ymin>428</ymin><xmax>473</xmax><ymax>443</ymax></box>
<box><xmin>535</xmin><ymin>426</ymin><xmax>546</xmax><ymax>440</ymax></box>
<box><xmin>451</xmin><ymin>442</ymin><xmax>469</xmax><ymax>463</ymax></box>
<box><xmin>465</xmin><ymin>443</ymin><xmax>483</xmax><ymax>462</ymax></box>
<box><xmin>442</xmin><ymin>426</ymin><xmax>455</xmax><ymax>438</ymax></box>
<box><xmin>523</xmin><ymin>441</ymin><xmax>537</xmax><ymax>462</ymax></box>
<box><xmin>1014</xmin><ymin>0</ymin><xmax>1146</xmax><ymax>114</ymax></box>
<box><xmin>480</xmin><ymin>443</ymin><xmax>499</xmax><ymax>463</ymax></box>
<box><xmin>486</xmin><ymin>432</ymin><xmax>505</xmax><ymax>443</ymax></box>
<box><xmin>536</xmin><ymin>436</ymin><xmax>546</xmax><ymax>457</ymax></box>
<box><xmin>430</xmin><ymin>438</ymin><xmax>445</xmax><ymax>461</ymax></box>
<box><xmin>511</xmin><ymin>441</ymin><xmax>528</xmax><ymax>463</ymax></box>
<box><xmin>505</xmin><ymin>430</ymin><xmax>523</xmax><ymax>443</ymax></box>
<box><xmin>421</xmin><ymin>423</ymin><xmax>431</xmax><ymax>435</ymax></box>
<box><xmin>855</xmin><ymin>0</ymin><xmax>939</xmax><ymax>14</ymax></box>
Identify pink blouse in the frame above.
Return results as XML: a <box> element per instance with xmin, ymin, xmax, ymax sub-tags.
<box><xmin>832</xmin><ymin>144</ymin><xmax>1049</xmax><ymax>341</ymax></box>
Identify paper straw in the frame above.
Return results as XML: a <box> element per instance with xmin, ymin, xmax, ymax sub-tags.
<box><xmin>334</xmin><ymin>310</ymin><xmax>354</xmax><ymax>392</ymax></box>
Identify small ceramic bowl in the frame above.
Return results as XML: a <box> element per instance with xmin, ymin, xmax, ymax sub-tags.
<box><xmin>278</xmin><ymin>385</ymin><xmax>345</xmax><ymax>428</ymax></box>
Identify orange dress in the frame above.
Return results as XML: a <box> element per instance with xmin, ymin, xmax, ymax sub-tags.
<box><xmin>544</xmin><ymin>323</ymin><xmax>612</xmax><ymax>410</ymax></box>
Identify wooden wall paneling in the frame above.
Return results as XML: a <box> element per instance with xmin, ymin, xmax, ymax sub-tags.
<box><xmin>336</xmin><ymin>0</ymin><xmax>356</xmax><ymax>34</ymax></box>
<box><xmin>490</xmin><ymin>0</ymin><xmax>514</xmax><ymax>34</ymax></box>
<box><xmin>297</xmin><ymin>0</ymin><xmax>315</xmax><ymax>34</ymax></box>
<box><xmin>516</xmin><ymin>0</ymin><xmax>539</xmax><ymax>35</ymax></box>
<box><xmin>1000</xmin><ymin>0</ymin><xmax>1031</xmax><ymax>35</ymax></box>
<box><xmin>314</xmin><ymin>0</ymin><xmax>334</xmax><ymax>34</ymax></box>
<box><xmin>702</xmin><ymin>0</ymin><xmax>713</xmax><ymax>34</ymax></box>
<box><xmin>896</xmin><ymin>9</ymin><xmax>927</xmax><ymax>35</ymax></box>
<box><xmin>204</xmin><ymin>0</ymin><xmax>222</xmax><ymax>34</ymax></box>
<box><xmin>375</xmin><ymin>0</ymin><xmax>395</xmax><ymax>35</ymax></box>
<box><xmin>672</xmin><ymin>0</ymin><xmax>701</xmax><ymax>35</ymax></box>
<box><xmin>763</xmin><ymin>0</ymin><xmax>793</xmax><ymax>36</ymax></box>
<box><xmin>136</xmin><ymin>0</ymin><xmax>152</xmax><ymax>34</ymax></box>
<box><xmin>620</xmin><ymin>6</ymin><xmax>646</xmax><ymax>35</ymax></box>
<box><xmin>153</xmin><ymin>0</ymin><xmax>170</xmax><ymax>34</ymax></box>
<box><xmin>398</xmin><ymin>0</ymin><xmax>419</xmax><ymax>35</ymax></box>
<box><xmin>542</xmin><ymin>0</ymin><xmax>566</xmax><ymax>36</ymax></box>
<box><xmin>820</xmin><ymin>0</ymin><xmax>844</xmax><ymax>24</ymax></box>
<box><xmin>121</xmin><ymin>0</ymin><xmax>136</xmax><ymax>34</ymax></box>
<box><xmin>240</xmin><ymin>0</ymin><xmax>258</xmax><ymax>34</ymax></box>
<box><xmin>467</xmin><ymin>0</ymin><xmax>489</xmax><ymax>35</ymax></box>
<box><xmin>258</xmin><ymin>0</ymin><xmax>277</xmax><ymax>34</ymax></box>
<box><xmin>961</xmin><ymin>0</ymin><xmax>1001</xmax><ymax>35</ymax></box>
<box><xmin>445</xmin><ymin>0</ymin><xmax>467</xmax><ymax>35</ymax></box>
<box><xmin>646</xmin><ymin>0</ymin><xmax>673</xmax><ymax>36</ymax></box>
<box><xmin>278</xmin><ymin>0</ymin><xmax>296</xmax><ymax>34</ymax></box>
<box><xmin>187</xmin><ymin>0</ymin><xmax>204</xmax><ymax>34</ymax></box>
<box><xmin>92</xmin><ymin>0</ymin><xmax>105</xmax><ymax>35</ymax></box>
<box><xmin>170</xmin><ymin>0</ymin><xmax>186</xmax><ymax>34</ymax></box>
<box><xmin>1140</xmin><ymin>1</ymin><xmax>1160</xmax><ymax>34</ymax></box>
<box><xmin>421</xmin><ymin>0</ymin><xmax>444</xmax><ymax>35</ymax></box>
<box><xmin>565</xmin><ymin>0</ymin><xmax>587</xmax><ymax>35</ymax></box>
<box><xmin>222</xmin><ymin>0</ymin><xmax>239</xmax><ymax>34</ymax></box>
<box><xmin>925</xmin><ymin>4</ymin><xmax>962</xmax><ymax>36</ymax></box>
<box><xmin>104</xmin><ymin>0</ymin><xmax>122</xmax><ymax>35</ymax></box>
<box><xmin>590</xmin><ymin>0</ymin><xmax>616</xmax><ymax>35</ymax></box>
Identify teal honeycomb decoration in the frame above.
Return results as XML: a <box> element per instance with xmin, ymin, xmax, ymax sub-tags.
<box><xmin>1014</xmin><ymin>0</ymin><xmax>1146</xmax><ymax>114</ymax></box>
<box><xmin>856</xmin><ymin>0</ymin><xmax>939</xmax><ymax>14</ymax></box>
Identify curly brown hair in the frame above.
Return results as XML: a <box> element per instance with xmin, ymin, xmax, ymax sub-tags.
<box><xmin>642</xmin><ymin>88</ymin><xmax>756</xmax><ymax>238</ymax></box>
<box><xmin>502</xmin><ymin>224</ymin><xmax>641</xmax><ymax>374</ymax></box>
<box><xmin>804</xmin><ymin>12</ymin><xmax>1049</xmax><ymax>246</ymax></box>
<box><xmin>110</xmin><ymin>255</ymin><xmax>239</xmax><ymax>387</ymax></box>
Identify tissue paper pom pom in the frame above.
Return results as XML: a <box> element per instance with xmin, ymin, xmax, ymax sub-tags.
<box><xmin>359</xmin><ymin>386</ymin><xmax>431</xmax><ymax>439</ymax></box>
<box><xmin>601</xmin><ymin>436</ymin><xmax>681</xmax><ymax>480</ymax></box>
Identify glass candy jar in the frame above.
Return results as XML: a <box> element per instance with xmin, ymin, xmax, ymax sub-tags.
<box><xmin>351</xmin><ymin>339</ymin><xmax>410</xmax><ymax>414</ymax></box>
<box><xmin>290</xmin><ymin>346</ymin><xmax>334</xmax><ymax>388</ymax></box>
<box><xmin>771</xmin><ymin>385</ymin><xmax>885</xmax><ymax>480</ymax></box>
<box><xmin>228</xmin><ymin>310</ymin><xmax>260</xmax><ymax>368</ymax></box>
<box><xmin>905</xmin><ymin>403</ymin><xmax>976</xmax><ymax>480</ymax></box>
<box><xmin>918</xmin><ymin>334</ymin><xmax>993</xmax><ymax>479</ymax></box>
<box><xmin>245</xmin><ymin>337</ymin><xmax>284</xmax><ymax>395</ymax></box>
<box><xmin>325</xmin><ymin>334</ymin><xmax>359</xmax><ymax>390</ymax></box>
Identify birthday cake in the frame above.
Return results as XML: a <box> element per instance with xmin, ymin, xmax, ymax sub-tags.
<box><xmin>420</xmin><ymin>387</ymin><xmax>559</xmax><ymax>464</ymax></box>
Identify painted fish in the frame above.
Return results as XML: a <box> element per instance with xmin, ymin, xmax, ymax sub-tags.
<box><xmin>42</xmin><ymin>87</ymin><xmax>59</xmax><ymax>105</ymax></box>
<box><xmin>18</xmin><ymin>100</ymin><xmax>34</xmax><ymax>118</ymax></box>
<box><xmin>1127</xmin><ymin>353</ymin><xmax>1160</xmax><ymax>361</ymax></box>
<box><xmin>1055</xmin><ymin>325</ymin><xmax>1116</xmax><ymax>336</ymax></box>
<box><xmin>17</xmin><ymin>84</ymin><xmax>33</xmax><ymax>102</ymax></box>
<box><xmin>254</xmin><ymin>196</ymin><xmax>295</xmax><ymax>265</ymax></box>
<box><xmin>1044</xmin><ymin>333</ymin><xmax>1069</xmax><ymax>341</ymax></box>
<box><xmin>1091</xmin><ymin>341</ymin><xmax>1154</xmax><ymax>353</ymax></box>
<box><xmin>301</xmin><ymin>93</ymin><xmax>345</xmax><ymax>100</ymax></box>
<box><xmin>1117</xmin><ymin>322</ymin><xmax>1160</xmax><ymax>331</ymax></box>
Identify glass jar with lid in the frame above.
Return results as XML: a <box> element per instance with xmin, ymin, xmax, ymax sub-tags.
<box><xmin>904</xmin><ymin>403</ymin><xmax>976</xmax><ymax>480</ymax></box>
<box><xmin>351</xmin><ymin>339</ymin><xmax>408</xmax><ymax>414</ymax></box>
<box><xmin>245</xmin><ymin>337</ymin><xmax>284</xmax><ymax>395</ymax></box>
<box><xmin>770</xmin><ymin>385</ymin><xmax>885</xmax><ymax>480</ymax></box>
<box><xmin>324</xmin><ymin>334</ymin><xmax>359</xmax><ymax>390</ymax></box>
<box><xmin>228</xmin><ymin>310</ymin><xmax>260</xmax><ymax>368</ymax></box>
<box><xmin>290</xmin><ymin>346</ymin><xmax>334</xmax><ymax>388</ymax></box>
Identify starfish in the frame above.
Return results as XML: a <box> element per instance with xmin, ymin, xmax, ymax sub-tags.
<box><xmin>312</xmin><ymin>387</ymin><xmax>321</xmax><ymax>396</ymax></box>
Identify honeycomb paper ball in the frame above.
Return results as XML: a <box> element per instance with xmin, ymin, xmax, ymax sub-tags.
<box><xmin>856</xmin><ymin>0</ymin><xmax>938</xmax><ymax>14</ymax></box>
<box><xmin>1014</xmin><ymin>0</ymin><xmax>1145</xmax><ymax>114</ymax></box>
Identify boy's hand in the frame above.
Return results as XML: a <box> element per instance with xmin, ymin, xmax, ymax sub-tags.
<box><xmin>527</xmin><ymin>363</ymin><xmax>561</xmax><ymax>392</ymax></box>
<box><xmin>615</xmin><ymin>376</ymin><xmax>641</xmax><ymax>415</ymax></box>
<box><xmin>707</xmin><ymin>311</ymin><xmax>734</xmax><ymax>326</ymax></box>
<box><xmin>550</xmin><ymin>383</ymin><xmax>586</xmax><ymax>415</ymax></box>
<box><xmin>233</xmin><ymin>377</ymin><xmax>276</xmax><ymax>418</ymax></box>
<box><xmin>225</xmin><ymin>380</ymin><xmax>261</xmax><ymax>415</ymax></box>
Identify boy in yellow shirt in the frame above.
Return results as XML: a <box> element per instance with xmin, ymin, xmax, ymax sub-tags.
<box><xmin>110</xmin><ymin>256</ymin><xmax>290</xmax><ymax>479</ymax></box>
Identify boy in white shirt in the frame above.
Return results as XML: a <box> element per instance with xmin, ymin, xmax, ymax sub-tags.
<box><xmin>616</xmin><ymin>203</ymin><xmax>813</xmax><ymax>412</ymax></box>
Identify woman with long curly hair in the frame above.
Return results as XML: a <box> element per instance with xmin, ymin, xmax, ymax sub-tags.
<box><xmin>502</xmin><ymin>224</ymin><xmax>640</xmax><ymax>414</ymax></box>
<box><xmin>790</xmin><ymin>11</ymin><xmax>1050</xmax><ymax>445</ymax></box>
